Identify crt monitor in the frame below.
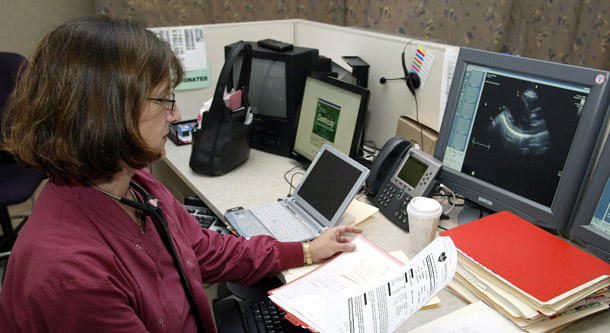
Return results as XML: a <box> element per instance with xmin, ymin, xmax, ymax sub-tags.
<box><xmin>571</xmin><ymin>136</ymin><xmax>610</xmax><ymax>264</ymax></box>
<box><xmin>290</xmin><ymin>71</ymin><xmax>370</xmax><ymax>164</ymax></box>
<box><xmin>226</xmin><ymin>41</ymin><xmax>324</xmax><ymax>157</ymax></box>
<box><xmin>433</xmin><ymin>47</ymin><xmax>610</xmax><ymax>230</ymax></box>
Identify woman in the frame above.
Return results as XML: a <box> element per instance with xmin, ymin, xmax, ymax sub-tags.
<box><xmin>0</xmin><ymin>15</ymin><xmax>361</xmax><ymax>332</ymax></box>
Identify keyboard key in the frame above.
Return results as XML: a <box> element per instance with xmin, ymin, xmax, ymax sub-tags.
<box><xmin>249</xmin><ymin>300</ymin><xmax>308</xmax><ymax>332</ymax></box>
<box><xmin>183</xmin><ymin>204</ymin><xmax>230</xmax><ymax>234</ymax></box>
<box><xmin>250</xmin><ymin>202</ymin><xmax>317</xmax><ymax>242</ymax></box>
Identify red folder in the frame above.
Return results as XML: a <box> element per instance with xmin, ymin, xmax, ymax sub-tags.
<box><xmin>440</xmin><ymin>211</ymin><xmax>610</xmax><ymax>302</ymax></box>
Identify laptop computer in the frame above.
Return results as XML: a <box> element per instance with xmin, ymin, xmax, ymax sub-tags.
<box><xmin>224</xmin><ymin>144</ymin><xmax>369</xmax><ymax>242</ymax></box>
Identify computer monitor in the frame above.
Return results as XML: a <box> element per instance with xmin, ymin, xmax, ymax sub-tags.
<box><xmin>226</xmin><ymin>41</ymin><xmax>326</xmax><ymax>157</ymax></box>
<box><xmin>434</xmin><ymin>47</ymin><xmax>610</xmax><ymax>230</ymax></box>
<box><xmin>571</xmin><ymin>136</ymin><xmax>610</xmax><ymax>264</ymax></box>
<box><xmin>290</xmin><ymin>71</ymin><xmax>370</xmax><ymax>164</ymax></box>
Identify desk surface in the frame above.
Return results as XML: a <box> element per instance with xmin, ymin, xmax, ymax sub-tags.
<box><xmin>162</xmin><ymin>143</ymin><xmax>609</xmax><ymax>332</ymax></box>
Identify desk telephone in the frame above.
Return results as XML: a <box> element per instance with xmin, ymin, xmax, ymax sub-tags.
<box><xmin>366</xmin><ymin>136</ymin><xmax>443</xmax><ymax>231</ymax></box>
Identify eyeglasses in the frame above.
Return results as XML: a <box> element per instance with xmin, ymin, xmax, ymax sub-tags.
<box><xmin>147</xmin><ymin>93</ymin><xmax>176</xmax><ymax>113</ymax></box>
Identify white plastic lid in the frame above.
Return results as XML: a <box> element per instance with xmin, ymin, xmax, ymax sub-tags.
<box><xmin>407</xmin><ymin>197</ymin><xmax>442</xmax><ymax>218</ymax></box>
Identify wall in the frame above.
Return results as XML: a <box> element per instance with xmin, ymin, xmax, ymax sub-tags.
<box><xmin>97</xmin><ymin>0</ymin><xmax>609</xmax><ymax>71</ymax></box>
<box><xmin>294</xmin><ymin>20</ymin><xmax>457</xmax><ymax>147</ymax></box>
<box><xmin>0</xmin><ymin>0</ymin><xmax>96</xmax><ymax>57</ymax></box>
<box><xmin>171</xmin><ymin>20</ymin><xmax>296</xmax><ymax>125</ymax></box>
<box><xmin>95</xmin><ymin>0</ymin><xmax>345</xmax><ymax>27</ymax></box>
<box><xmin>172</xmin><ymin>20</ymin><xmax>457</xmax><ymax>149</ymax></box>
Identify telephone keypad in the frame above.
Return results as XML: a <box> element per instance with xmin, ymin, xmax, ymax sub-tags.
<box><xmin>377</xmin><ymin>184</ymin><xmax>398</xmax><ymax>207</ymax></box>
<box><xmin>395</xmin><ymin>194</ymin><xmax>412</xmax><ymax>226</ymax></box>
<box><xmin>375</xmin><ymin>183</ymin><xmax>413</xmax><ymax>229</ymax></box>
<box><xmin>368</xmin><ymin>146</ymin><xmax>442</xmax><ymax>233</ymax></box>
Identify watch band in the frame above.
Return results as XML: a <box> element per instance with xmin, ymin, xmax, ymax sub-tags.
<box><xmin>303</xmin><ymin>241</ymin><xmax>313</xmax><ymax>265</ymax></box>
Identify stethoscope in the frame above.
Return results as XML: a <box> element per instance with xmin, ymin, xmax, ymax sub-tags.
<box><xmin>89</xmin><ymin>180</ymin><xmax>205</xmax><ymax>332</ymax></box>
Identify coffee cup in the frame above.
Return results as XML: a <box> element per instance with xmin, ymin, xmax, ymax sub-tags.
<box><xmin>407</xmin><ymin>197</ymin><xmax>443</xmax><ymax>253</ymax></box>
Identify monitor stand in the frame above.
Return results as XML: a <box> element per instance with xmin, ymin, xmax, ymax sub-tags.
<box><xmin>457</xmin><ymin>201</ymin><xmax>492</xmax><ymax>225</ymax></box>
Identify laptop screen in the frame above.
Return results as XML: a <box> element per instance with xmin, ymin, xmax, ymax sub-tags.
<box><xmin>295</xmin><ymin>145</ymin><xmax>368</xmax><ymax>223</ymax></box>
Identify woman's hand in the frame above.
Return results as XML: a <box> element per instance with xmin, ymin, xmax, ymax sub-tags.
<box><xmin>308</xmin><ymin>225</ymin><xmax>362</xmax><ymax>264</ymax></box>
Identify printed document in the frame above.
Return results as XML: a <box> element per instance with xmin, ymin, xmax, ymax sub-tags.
<box><xmin>269</xmin><ymin>236</ymin><xmax>457</xmax><ymax>332</ymax></box>
<box><xmin>148</xmin><ymin>25</ymin><xmax>207</xmax><ymax>71</ymax></box>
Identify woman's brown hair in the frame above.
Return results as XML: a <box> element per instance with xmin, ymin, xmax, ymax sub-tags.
<box><xmin>1</xmin><ymin>15</ymin><xmax>184</xmax><ymax>182</ymax></box>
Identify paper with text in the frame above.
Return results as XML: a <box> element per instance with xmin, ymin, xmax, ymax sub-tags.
<box><xmin>342</xmin><ymin>257</ymin><xmax>389</xmax><ymax>284</ymax></box>
<box><xmin>270</xmin><ymin>236</ymin><xmax>456</xmax><ymax>332</ymax></box>
<box><xmin>149</xmin><ymin>25</ymin><xmax>207</xmax><ymax>71</ymax></box>
<box><xmin>440</xmin><ymin>48</ymin><xmax>458</xmax><ymax>122</ymax></box>
<box><xmin>270</xmin><ymin>236</ymin><xmax>403</xmax><ymax>331</ymax></box>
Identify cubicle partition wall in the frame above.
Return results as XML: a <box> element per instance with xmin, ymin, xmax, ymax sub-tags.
<box><xmin>294</xmin><ymin>21</ymin><xmax>455</xmax><ymax>146</ymax></box>
<box><xmin>174</xmin><ymin>19</ymin><xmax>458</xmax><ymax>149</ymax></box>
<box><xmin>173</xmin><ymin>20</ymin><xmax>296</xmax><ymax>122</ymax></box>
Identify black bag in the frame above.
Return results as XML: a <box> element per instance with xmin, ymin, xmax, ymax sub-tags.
<box><xmin>189</xmin><ymin>41</ymin><xmax>252</xmax><ymax>176</ymax></box>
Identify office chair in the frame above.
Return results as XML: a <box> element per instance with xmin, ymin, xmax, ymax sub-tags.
<box><xmin>0</xmin><ymin>52</ymin><xmax>47</xmax><ymax>260</ymax></box>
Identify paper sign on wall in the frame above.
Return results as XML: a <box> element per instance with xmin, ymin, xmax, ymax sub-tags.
<box><xmin>411</xmin><ymin>44</ymin><xmax>435</xmax><ymax>90</ymax></box>
<box><xmin>178</xmin><ymin>62</ymin><xmax>212</xmax><ymax>90</ymax></box>
<box><xmin>148</xmin><ymin>25</ymin><xmax>210</xmax><ymax>90</ymax></box>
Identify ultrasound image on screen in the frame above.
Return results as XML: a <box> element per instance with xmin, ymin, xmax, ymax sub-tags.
<box><xmin>460</xmin><ymin>72</ymin><xmax>586</xmax><ymax>207</ymax></box>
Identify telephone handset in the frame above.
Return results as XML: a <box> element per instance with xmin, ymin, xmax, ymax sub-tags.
<box><xmin>366</xmin><ymin>137</ymin><xmax>412</xmax><ymax>197</ymax></box>
<box><xmin>367</xmin><ymin>136</ymin><xmax>443</xmax><ymax>231</ymax></box>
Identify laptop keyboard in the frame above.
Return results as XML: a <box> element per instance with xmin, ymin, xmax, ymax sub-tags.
<box><xmin>250</xmin><ymin>202</ymin><xmax>317</xmax><ymax>242</ymax></box>
<box><xmin>249</xmin><ymin>299</ymin><xmax>308</xmax><ymax>332</ymax></box>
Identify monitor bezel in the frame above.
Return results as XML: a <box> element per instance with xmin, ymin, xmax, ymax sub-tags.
<box><xmin>434</xmin><ymin>47</ymin><xmax>610</xmax><ymax>230</ymax></box>
<box><xmin>290</xmin><ymin>71</ymin><xmax>370</xmax><ymax>165</ymax></box>
<box><xmin>571</xmin><ymin>133</ymin><xmax>610</xmax><ymax>263</ymax></box>
<box><xmin>225</xmin><ymin>41</ymin><xmax>320</xmax><ymax>156</ymax></box>
<box><xmin>292</xmin><ymin>143</ymin><xmax>370</xmax><ymax>227</ymax></box>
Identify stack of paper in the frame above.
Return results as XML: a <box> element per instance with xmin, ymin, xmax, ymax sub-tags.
<box><xmin>280</xmin><ymin>250</ymin><xmax>442</xmax><ymax>309</ymax></box>
<box><xmin>338</xmin><ymin>199</ymin><xmax>379</xmax><ymax>226</ymax></box>
<box><xmin>410</xmin><ymin>301</ymin><xmax>523</xmax><ymax>333</ymax></box>
<box><xmin>269</xmin><ymin>235</ymin><xmax>457</xmax><ymax>332</ymax></box>
<box><xmin>440</xmin><ymin>211</ymin><xmax>610</xmax><ymax>332</ymax></box>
